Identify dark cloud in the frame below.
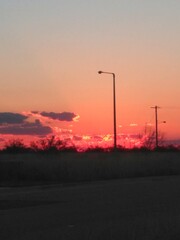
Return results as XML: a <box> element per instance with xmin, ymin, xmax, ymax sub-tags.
<box><xmin>0</xmin><ymin>121</ymin><xmax>52</xmax><ymax>136</ymax></box>
<box><xmin>40</xmin><ymin>111</ymin><xmax>77</xmax><ymax>122</ymax></box>
<box><xmin>93</xmin><ymin>135</ymin><xmax>103</xmax><ymax>141</ymax></box>
<box><xmin>73</xmin><ymin>136</ymin><xmax>82</xmax><ymax>141</ymax></box>
<box><xmin>0</xmin><ymin>112</ymin><xmax>28</xmax><ymax>124</ymax></box>
<box><xmin>31</xmin><ymin>111</ymin><xmax>39</xmax><ymax>114</ymax></box>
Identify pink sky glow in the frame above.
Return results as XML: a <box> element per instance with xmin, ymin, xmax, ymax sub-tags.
<box><xmin>0</xmin><ymin>111</ymin><xmax>176</xmax><ymax>151</ymax></box>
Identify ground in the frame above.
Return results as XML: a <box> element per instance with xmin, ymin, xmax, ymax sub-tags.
<box><xmin>1</xmin><ymin>176</ymin><xmax>180</xmax><ymax>239</ymax></box>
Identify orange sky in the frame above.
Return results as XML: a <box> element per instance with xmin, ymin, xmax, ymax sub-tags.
<box><xmin>0</xmin><ymin>1</ymin><xmax>180</xmax><ymax>148</ymax></box>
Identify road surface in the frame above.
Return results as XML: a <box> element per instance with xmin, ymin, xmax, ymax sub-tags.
<box><xmin>1</xmin><ymin>176</ymin><xmax>180</xmax><ymax>239</ymax></box>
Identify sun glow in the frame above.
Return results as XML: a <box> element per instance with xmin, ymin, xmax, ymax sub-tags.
<box><xmin>103</xmin><ymin>134</ymin><xmax>112</xmax><ymax>142</ymax></box>
<box><xmin>82</xmin><ymin>135</ymin><xmax>91</xmax><ymax>140</ymax></box>
<box><xmin>73</xmin><ymin>114</ymin><xmax>80</xmax><ymax>122</ymax></box>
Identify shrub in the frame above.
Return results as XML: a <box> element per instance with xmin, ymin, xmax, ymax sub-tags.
<box><xmin>2</xmin><ymin>139</ymin><xmax>29</xmax><ymax>153</ymax></box>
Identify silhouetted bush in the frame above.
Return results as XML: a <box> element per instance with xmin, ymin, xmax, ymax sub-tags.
<box><xmin>55</xmin><ymin>145</ymin><xmax>77</xmax><ymax>153</ymax></box>
<box><xmin>85</xmin><ymin>147</ymin><xmax>107</xmax><ymax>153</ymax></box>
<box><xmin>2</xmin><ymin>139</ymin><xmax>30</xmax><ymax>153</ymax></box>
<box><xmin>30</xmin><ymin>135</ymin><xmax>73</xmax><ymax>153</ymax></box>
<box><xmin>30</xmin><ymin>136</ymin><xmax>61</xmax><ymax>152</ymax></box>
<box><xmin>129</xmin><ymin>147</ymin><xmax>151</xmax><ymax>152</ymax></box>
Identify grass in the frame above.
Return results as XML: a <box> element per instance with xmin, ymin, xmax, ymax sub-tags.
<box><xmin>58</xmin><ymin>214</ymin><xmax>180</xmax><ymax>240</ymax></box>
<box><xmin>0</xmin><ymin>151</ymin><xmax>180</xmax><ymax>186</ymax></box>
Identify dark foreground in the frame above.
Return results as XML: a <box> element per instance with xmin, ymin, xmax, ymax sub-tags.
<box><xmin>1</xmin><ymin>176</ymin><xmax>180</xmax><ymax>240</ymax></box>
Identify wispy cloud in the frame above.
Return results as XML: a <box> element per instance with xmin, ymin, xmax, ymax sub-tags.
<box><xmin>146</xmin><ymin>123</ymin><xmax>153</xmax><ymax>126</ymax></box>
<box><xmin>129</xmin><ymin>123</ymin><xmax>138</xmax><ymax>127</ymax></box>
<box><xmin>73</xmin><ymin>135</ymin><xmax>82</xmax><ymax>141</ymax></box>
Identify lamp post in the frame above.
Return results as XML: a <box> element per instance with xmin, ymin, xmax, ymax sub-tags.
<box><xmin>98</xmin><ymin>71</ymin><xmax>117</xmax><ymax>149</ymax></box>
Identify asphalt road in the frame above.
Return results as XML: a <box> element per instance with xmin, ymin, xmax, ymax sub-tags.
<box><xmin>1</xmin><ymin>176</ymin><xmax>180</xmax><ymax>240</ymax></box>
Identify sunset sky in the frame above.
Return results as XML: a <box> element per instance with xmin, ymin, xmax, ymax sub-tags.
<box><xmin>0</xmin><ymin>0</ymin><xmax>180</xmax><ymax>148</ymax></box>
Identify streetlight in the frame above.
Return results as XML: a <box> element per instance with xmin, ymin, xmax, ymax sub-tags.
<box><xmin>98</xmin><ymin>71</ymin><xmax>117</xmax><ymax>149</ymax></box>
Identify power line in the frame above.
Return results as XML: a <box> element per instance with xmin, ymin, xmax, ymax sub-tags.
<box><xmin>161</xmin><ymin>106</ymin><xmax>180</xmax><ymax>110</ymax></box>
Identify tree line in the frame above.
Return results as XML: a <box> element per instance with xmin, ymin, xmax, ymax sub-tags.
<box><xmin>0</xmin><ymin>135</ymin><xmax>179</xmax><ymax>153</ymax></box>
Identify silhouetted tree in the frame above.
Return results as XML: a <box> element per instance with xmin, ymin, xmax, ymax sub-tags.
<box><xmin>3</xmin><ymin>139</ymin><xmax>29</xmax><ymax>153</ymax></box>
<box><xmin>142</xmin><ymin>126</ymin><xmax>165</xmax><ymax>149</ymax></box>
<box><xmin>30</xmin><ymin>135</ymin><xmax>65</xmax><ymax>152</ymax></box>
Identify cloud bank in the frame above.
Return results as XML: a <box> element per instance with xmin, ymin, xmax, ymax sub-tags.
<box><xmin>0</xmin><ymin>112</ymin><xmax>28</xmax><ymax>124</ymax></box>
<box><xmin>0</xmin><ymin>119</ymin><xmax>52</xmax><ymax>135</ymax></box>
<box><xmin>0</xmin><ymin>111</ymin><xmax>78</xmax><ymax>137</ymax></box>
<box><xmin>0</xmin><ymin>112</ymin><xmax>52</xmax><ymax>136</ymax></box>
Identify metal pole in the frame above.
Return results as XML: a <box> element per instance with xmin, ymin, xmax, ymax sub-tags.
<box><xmin>98</xmin><ymin>71</ymin><xmax>117</xmax><ymax>150</ymax></box>
<box><xmin>113</xmin><ymin>73</ymin><xmax>117</xmax><ymax>149</ymax></box>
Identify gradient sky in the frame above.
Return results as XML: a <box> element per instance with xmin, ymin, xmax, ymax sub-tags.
<box><xmin>0</xmin><ymin>0</ymin><xmax>180</xmax><ymax>147</ymax></box>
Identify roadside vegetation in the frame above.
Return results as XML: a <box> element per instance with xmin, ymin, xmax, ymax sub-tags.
<box><xmin>0</xmin><ymin>136</ymin><xmax>180</xmax><ymax>186</ymax></box>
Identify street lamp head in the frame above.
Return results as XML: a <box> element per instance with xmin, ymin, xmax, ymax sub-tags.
<box><xmin>98</xmin><ymin>71</ymin><xmax>115</xmax><ymax>76</ymax></box>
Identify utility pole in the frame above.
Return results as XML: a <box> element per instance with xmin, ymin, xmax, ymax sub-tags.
<box><xmin>151</xmin><ymin>106</ymin><xmax>160</xmax><ymax>148</ymax></box>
